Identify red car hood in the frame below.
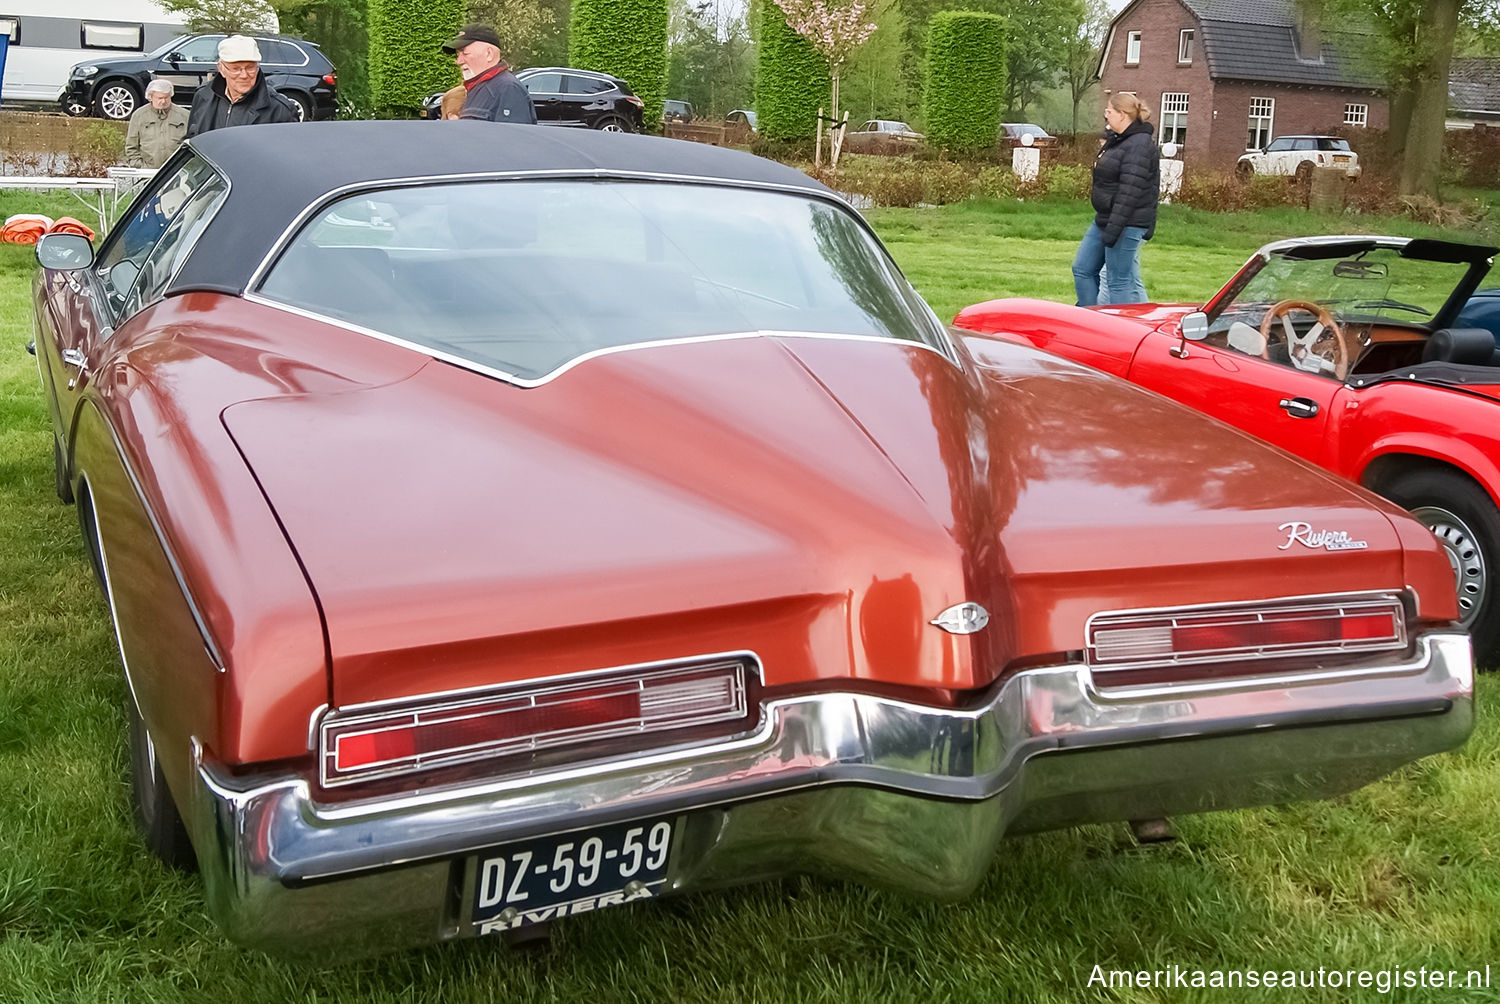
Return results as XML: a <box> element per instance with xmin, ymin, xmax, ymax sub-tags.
<box><xmin>223</xmin><ymin>334</ymin><xmax>1421</xmax><ymax>706</ymax></box>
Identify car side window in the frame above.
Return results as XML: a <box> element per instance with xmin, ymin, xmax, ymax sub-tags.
<box><xmin>258</xmin><ymin>39</ymin><xmax>304</xmax><ymax>66</ymax></box>
<box><xmin>522</xmin><ymin>72</ymin><xmax>562</xmax><ymax>93</ymax></box>
<box><xmin>1293</xmin><ymin>138</ymin><xmax>1315</xmax><ymax>151</ymax></box>
<box><xmin>93</xmin><ymin>156</ymin><xmax>220</xmax><ymax>322</ymax></box>
<box><xmin>120</xmin><ymin>174</ymin><xmax>228</xmax><ymax>318</ymax></box>
<box><xmin>1266</xmin><ymin>138</ymin><xmax>1291</xmax><ymax>152</ymax></box>
<box><xmin>564</xmin><ymin>74</ymin><xmax>610</xmax><ymax>94</ymax></box>
<box><xmin>173</xmin><ymin>35</ymin><xmax>221</xmax><ymax>62</ymax></box>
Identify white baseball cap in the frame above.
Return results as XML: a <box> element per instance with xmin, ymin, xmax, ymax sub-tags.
<box><xmin>218</xmin><ymin>35</ymin><xmax>262</xmax><ymax>62</ymax></box>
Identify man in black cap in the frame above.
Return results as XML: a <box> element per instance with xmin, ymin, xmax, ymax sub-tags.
<box><xmin>441</xmin><ymin>24</ymin><xmax>537</xmax><ymax>124</ymax></box>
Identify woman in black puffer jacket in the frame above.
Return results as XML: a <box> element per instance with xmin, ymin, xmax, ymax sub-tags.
<box><xmin>1071</xmin><ymin>92</ymin><xmax>1159</xmax><ymax>306</ymax></box>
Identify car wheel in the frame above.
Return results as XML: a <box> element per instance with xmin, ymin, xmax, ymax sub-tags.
<box><xmin>1382</xmin><ymin>469</ymin><xmax>1500</xmax><ymax>666</ymax></box>
<box><xmin>93</xmin><ymin>81</ymin><xmax>141</xmax><ymax>121</ymax></box>
<box><xmin>64</xmin><ymin>98</ymin><xmax>89</xmax><ymax>117</ymax></box>
<box><xmin>287</xmin><ymin>92</ymin><xmax>311</xmax><ymax>121</ymax></box>
<box><xmin>52</xmin><ymin>435</ymin><xmax>73</xmax><ymax>505</ymax></box>
<box><xmin>1235</xmin><ymin>161</ymin><xmax>1253</xmax><ymax>180</ymax></box>
<box><xmin>1294</xmin><ymin>162</ymin><xmax>1313</xmax><ymax>184</ymax></box>
<box><xmin>595</xmin><ymin>116</ymin><xmax>631</xmax><ymax>133</ymax></box>
<box><xmin>126</xmin><ymin>691</ymin><xmax>197</xmax><ymax>870</ymax></box>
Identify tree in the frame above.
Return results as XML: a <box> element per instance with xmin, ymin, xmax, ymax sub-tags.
<box><xmin>666</xmin><ymin>0</ymin><xmax>754</xmax><ymax>117</ymax></box>
<box><xmin>1060</xmin><ymin>0</ymin><xmax>1109</xmax><ymax>134</ymax></box>
<box><xmin>755</xmin><ymin>0</ymin><xmax>830</xmax><ymax>139</ymax></box>
<box><xmin>570</xmin><ymin>0</ymin><xmax>670</xmax><ymax>127</ymax></box>
<box><xmin>999</xmin><ymin>0</ymin><xmax>1080</xmax><ymax>117</ymax></box>
<box><xmin>841</xmin><ymin>0</ymin><xmax>910</xmax><ymax>124</ymax></box>
<box><xmin>924</xmin><ymin>10</ymin><xmax>1006</xmax><ymax>152</ymax></box>
<box><xmin>771</xmin><ymin>0</ymin><xmax>879</xmax><ymax>127</ymax></box>
<box><xmin>276</xmin><ymin>0</ymin><xmax>369</xmax><ymax>113</ymax></box>
<box><xmin>465</xmin><ymin>0</ymin><xmax>557</xmax><ymax>68</ymax></box>
<box><xmin>158</xmin><ymin>0</ymin><xmax>279</xmax><ymax>32</ymax></box>
<box><xmin>367</xmin><ymin>0</ymin><xmax>463</xmax><ymax>114</ymax></box>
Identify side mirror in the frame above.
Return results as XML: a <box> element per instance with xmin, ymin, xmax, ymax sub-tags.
<box><xmin>1181</xmin><ymin>311</ymin><xmax>1210</xmax><ymax>341</ymax></box>
<box><xmin>167</xmin><ymin>51</ymin><xmax>183</xmax><ymax>64</ymax></box>
<box><xmin>35</xmin><ymin>233</ymin><xmax>94</xmax><ymax>271</ymax></box>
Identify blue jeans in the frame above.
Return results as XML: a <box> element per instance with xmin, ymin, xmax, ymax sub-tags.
<box><xmin>1072</xmin><ymin>222</ymin><xmax>1149</xmax><ymax>306</ymax></box>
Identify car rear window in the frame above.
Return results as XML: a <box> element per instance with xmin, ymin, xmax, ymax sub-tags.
<box><xmin>258</xmin><ymin>180</ymin><xmax>947</xmax><ymax>382</ymax></box>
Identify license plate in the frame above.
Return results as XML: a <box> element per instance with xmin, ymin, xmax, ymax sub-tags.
<box><xmin>471</xmin><ymin>816</ymin><xmax>675</xmax><ymax>934</ymax></box>
<box><xmin>1334</xmin><ymin>156</ymin><xmax>1350</xmax><ymax>163</ymax></box>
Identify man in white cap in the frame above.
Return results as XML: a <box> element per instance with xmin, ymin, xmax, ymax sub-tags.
<box><xmin>123</xmin><ymin>78</ymin><xmax>189</xmax><ymax>168</ymax></box>
<box><xmin>186</xmin><ymin>34</ymin><xmax>298</xmax><ymax>137</ymax></box>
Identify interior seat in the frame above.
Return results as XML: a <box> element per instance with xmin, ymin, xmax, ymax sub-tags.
<box><xmin>1421</xmin><ymin>327</ymin><xmax>1499</xmax><ymax>366</ymax></box>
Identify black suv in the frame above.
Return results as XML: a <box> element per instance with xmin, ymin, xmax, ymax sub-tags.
<box><xmin>61</xmin><ymin>33</ymin><xmax>337</xmax><ymax>122</ymax></box>
<box><xmin>421</xmin><ymin>67</ymin><xmax>643</xmax><ymax>131</ymax></box>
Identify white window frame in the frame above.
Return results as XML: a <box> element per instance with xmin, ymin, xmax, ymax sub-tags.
<box><xmin>1160</xmin><ymin>92</ymin><xmax>1189</xmax><ymax>147</ymax></box>
<box><xmin>81</xmin><ymin>21</ymin><xmax>144</xmax><ymax>50</ymax></box>
<box><xmin>1126</xmin><ymin>31</ymin><xmax>1142</xmax><ymax>65</ymax></box>
<box><xmin>1247</xmin><ymin>96</ymin><xmax>1275</xmax><ymax>151</ymax></box>
<box><xmin>1178</xmin><ymin>29</ymin><xmax>1194</xmax><ymax>64</ymax></box>
<box><xmin>0</xmin><ymin>17</ymin><xmax>17</xmax><ymax>42</ymax></box>
<box><xmin>1344</xmin><ymin>103</ymin><xmax>1368</xmax><ymax>127</ymax></box>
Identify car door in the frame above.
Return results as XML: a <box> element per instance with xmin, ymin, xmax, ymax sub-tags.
<box><xmin>521</xmin><ymin>72</ymin><xmax>566</xmax><ymax>124</ymax></box>
<box><xmin>1127</xmin><ymin>328</ymin><xmax>1343</xmax><ymax>464</ymax></box>
<box><xmin>41</xmin><ymin>157</ymin><xmax>226</xmax><ymax>463</ymax></box>
<box><xmin>562</xmin><ymin>73</ymin><xmax>613</xmax><ymax>126</ymax></box>
<box><xmin>158</xmin><ymin>34</ymin><xmax>222</xmax><ymax>103</ymax></box>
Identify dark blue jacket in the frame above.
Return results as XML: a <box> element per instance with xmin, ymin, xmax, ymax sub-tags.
<box><xmin>1090</xmin><ymin>118</ymin><xmax>1159</xmax><ymax>247</ymax></box>
<box><xmin>459</xmin><ymin>66</ymin><xmax>537</xmax><ymax>124</ymax></box>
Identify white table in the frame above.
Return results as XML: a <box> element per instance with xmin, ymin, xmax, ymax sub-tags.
<box><xmin>0</xmin><ymin>176</ymin><xmax>118</xmax><ymax>233</ymax></box>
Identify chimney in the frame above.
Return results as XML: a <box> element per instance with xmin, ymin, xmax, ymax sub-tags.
<box><xmin>1295</xmin><ymin>4</ymin><xmax>1323</xmax><ymax>61</ymax></box>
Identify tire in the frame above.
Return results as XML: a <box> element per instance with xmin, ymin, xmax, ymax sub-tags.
<box><xmin>1235</xmin><ymin>161</ymin><xmax>1253</xmax><ymax>181</ymax></box>
<box><xmin>594</xmin><ymin>116</ymin><xmax>631</xmax><ymax>133</ymax></box>
<box><xmin>52</xmin><ymin>435</ymin><xmax>73</xmax><ymax>505</ymax></box>
<box><xmin>287</xmin><ymin>92</ymin><xmax>311</xmax><ymax>122</ymax></box>
<box><xmin>93</xmin><ymin>80</ymin><xmax>141</xmax><ymax>121</ymax></box>
<box><xmin>126</xmin><ymin>691</ymin><xmax>197</xmax><ymax>870</ymax></box>
<box><xmin>1294</xmin><ymin>162</ymin><xmax>1313</xmax><ymax>184</ymax></box>
<box><xmin>63</xmin><ymin>98</ymin><xmax>89</xmax><ymax>117</ymax></box>
<box><xmin>1381</xmin><ymin>468</ymin><xmax>1500</xmax><ymax>667</ymax></box>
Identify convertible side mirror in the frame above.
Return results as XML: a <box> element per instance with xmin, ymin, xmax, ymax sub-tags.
<box><xmin>35</xmin><ymin>233</ymin><xmax>94</xmax><ymax>271</ymax></box>
<box><xmin>1171</xmin><ymin>310</ymin><xmax>1210</xmax><ymax>359</ymax></box>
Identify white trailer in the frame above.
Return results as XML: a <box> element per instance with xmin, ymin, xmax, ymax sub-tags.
<box><xmin>0</xmin><ymin>1</ymin><xmax>186</xmax><ymax>105</ymax></box>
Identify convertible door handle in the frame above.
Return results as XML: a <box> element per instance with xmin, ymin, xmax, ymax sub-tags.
<box><xmin>1278</xmin><ymin>396</ymin><xmax>1319</xmax><ymax>419</ymax></box>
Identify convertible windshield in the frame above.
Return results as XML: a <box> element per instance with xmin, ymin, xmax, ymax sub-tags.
<box><xmin>259</xmin><ymin>180</ymin><xmax>946</xmax><ymax>381</ymax></box>
<box><xmin>1215</xmin><ymin>246</ymin><xmax>1469</xmax><ymax>328</ymax></box>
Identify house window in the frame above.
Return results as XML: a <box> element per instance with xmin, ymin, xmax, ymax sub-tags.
<box><xmin>1126</xmin><ymin>31</ymin><xmax>1141</xmax><ymax>65</ymax></box>
<box><xmin>1178</xmin><ymin>29</ymin><xmax>1194</xmax><ymax>63</ymax></box>
<box><xmin>1345</xmin><ymin>103</ymin><xmax>1368</xmax><ymax>127</ymax></box>
<box><xmin>1160</xmin><ymin>92</ymin><xmax>1188</xmax><ymax>147</ymax></box>
<box><xmin>1247</xmin><ymin>96</ymin><xmax>1275</xmax><ymax>150</ymax></box>
<box><xmin>81</xmin><ymin>21</ymin><xmax>143</xmax><ymax>50</ymax></box>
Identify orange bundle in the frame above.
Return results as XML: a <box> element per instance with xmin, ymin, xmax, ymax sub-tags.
<box><xmin>2</xmin><ymin>214</ymin><xmax>55</xmax><ymax>245</ymax></box>
<box><xmin>48</xmin><ymin>217</ymin><xmax>96</xmax><ymax>241</ymax></box>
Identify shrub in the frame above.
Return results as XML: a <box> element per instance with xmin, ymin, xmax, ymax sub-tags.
<box><xmin>1043</xmin><ymin>163</ymin><xmax>1091</xmax><ymax>200</ymax></box>
<box><xmin>368</xmin><ymin>0</ymin><xmax>463</xmax><ymax>115</ymax></box>
<box><xmin>922</xmin><ymin>159</ymin><xmax>974</xmax><ymax>204</ymax></box>
<box><xmin>975</xmin><ymin>165</ymin><xmax>1017</xmax><ymax>199</ymax></box>
<box><xmin>755</xmin><ymin>0</ymin><xmax>830</xmax><ymax>140</ymax></box>
<box><xmin>570</xmin><ymin>0</ymin><xmax>669</xmax><ymax>129</ymax></box>
<box><xmin>924</xmin><ymin>12</ymin><xmax>1005</xmax><ymax>154</ymax></box>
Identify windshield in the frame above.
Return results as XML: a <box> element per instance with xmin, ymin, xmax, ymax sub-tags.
<box><xmin>146</xmin><ymin>34</ymin><xmax>191</xmax><ymax>58</ymax></box>
<box><xmin>259</xmin><ymin>180</ymin><xmax>947</xmax><ymax>382</ymax></box>
<box><xmin>1209</xmin><ymin>245</ymin><xmax>1471</xmax><ymax>331</ymax></box>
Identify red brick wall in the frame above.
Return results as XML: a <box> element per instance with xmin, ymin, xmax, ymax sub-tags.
<box><xmin>1100</xmin><ymin>0</ymin><xmax>1390</xmax><ymax>170</ymax></box>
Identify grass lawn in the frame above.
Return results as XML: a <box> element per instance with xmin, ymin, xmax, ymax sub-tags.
<box><xmin>1</xmin><ymin>191</ymin><xmax>1498</xmax><ymax>1001</ymax></box>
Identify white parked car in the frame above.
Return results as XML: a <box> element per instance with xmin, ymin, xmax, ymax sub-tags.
<box><xmin>1237</xmin><ymin>135</ymin><xmax>1361</xmax><ymax>180</ymax></box>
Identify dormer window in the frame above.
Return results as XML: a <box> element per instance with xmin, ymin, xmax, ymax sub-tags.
<box><xmin>1126</xmin><ymin>30</ymin><xmax>1141</xmax><ymax>65</ymax></box>
<box><xmin>1178</xmin><ymin>29</ymin><xmax>1193</xmax><ymax>64</ymax></box>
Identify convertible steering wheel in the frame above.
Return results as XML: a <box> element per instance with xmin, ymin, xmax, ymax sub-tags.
<box><xmin>1258</xmin><ymin>299</ymin><xmax>1352</xmax><ymax>380</ymax></box>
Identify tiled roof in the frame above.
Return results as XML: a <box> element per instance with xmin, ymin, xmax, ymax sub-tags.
<box><xmin>1450</xmin><ymin>57</ymin><xmax>1500</xmax><ymax>114</ymax></box>
<box><xmin>1175</xmin><ymin>0</ymin><xmax>1382</xmax><ymax>90</ymax></box>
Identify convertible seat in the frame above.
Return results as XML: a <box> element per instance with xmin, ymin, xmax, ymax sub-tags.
<box><xmin>1422</xmin><ymin>327</ymin><xmax>1499</xmax><ymax>366</ymax></box>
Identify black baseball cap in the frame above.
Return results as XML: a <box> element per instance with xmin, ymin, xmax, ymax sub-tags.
<box><xmin>442</xmin><ymin>24</ymin><xmax>502</xmax><ymax>53</ymax></box>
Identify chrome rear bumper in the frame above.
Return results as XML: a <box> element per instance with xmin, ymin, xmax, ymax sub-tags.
<box><xmin>187</xmin><ymin>632</ymin><xmax>1472</xmax><ymax>956</ymax></box>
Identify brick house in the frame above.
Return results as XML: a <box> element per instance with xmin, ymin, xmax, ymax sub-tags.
<box><xmin>1097</xmin><ymin>0</ymin><xmax>1387</xmax><ymax>170</ymax></box>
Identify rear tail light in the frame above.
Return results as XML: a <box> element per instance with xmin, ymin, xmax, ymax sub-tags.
<box><xmin>625</xmin><ymin>94</ymin><xmax>644</xmax><ymax>108</ymax></box>
<box><xmin>320</xmin><ymin>658</ymin><xmax>753</xmax><ymax>786</ymax></box>
<box><xmin>322</xmin><ymin>73</ymin><xmax>337</xmax><ymax>86</ymax></box>
<box><xmin>1087</xmin><ymin>593</ymin><xmax>1407</xmax><ymax>687</ymax></box>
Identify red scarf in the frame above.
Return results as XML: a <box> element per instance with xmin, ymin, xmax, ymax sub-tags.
<box><xmin>463</xmin><ymin>64</ymin><xmax>507</xmax><ymax>91</ymax></box>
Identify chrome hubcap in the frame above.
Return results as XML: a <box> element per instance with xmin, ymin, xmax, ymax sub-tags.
<box><xmin>1412</xmin><ymin>505</ymin><xmax>1486</xmax><ymax>629</ymax></box>
<box><xmin>100</xmin><ymin>87</ymin><xmax>134</xmax><ymax>119</ymax></box>
<box><xmin>600</xmin><ymin>122</ymin><xmax>624</xmax><ymax>132</ymax></box>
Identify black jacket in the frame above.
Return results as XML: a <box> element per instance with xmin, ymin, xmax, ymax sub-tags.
<box><xmin>1090</xmin><ymin>119</ymin><xmax>1159</xmax><ymax>247</ymax></box>
<box><xmin>187</xmin><ymin>72</ymin><xmax>299</xmax><ymax>137</ymax></box>
<box><xmin>458</xmin><ymin>66</ymin><xmax>537</xmax><ymax>124</ymax></box>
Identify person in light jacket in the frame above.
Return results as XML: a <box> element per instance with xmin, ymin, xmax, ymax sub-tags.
<box><xmin>1072</xmin><ymin>92</ymin><xmax>1159</xmax><ymax>306</ymax></box>
<box><xmin>186</xmin><ymin>35</ymin><xmax>299</xmax><ymax>137</ymax></box>
<box><xmin>124</xmin><ymin>79</ymin><xmax>189</xmax><ymax>169</ymax></box>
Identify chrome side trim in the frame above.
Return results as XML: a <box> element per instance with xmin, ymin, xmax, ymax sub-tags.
<box><xmin>238</xmin><ymin>294</ymin><xmax>953</xmax><ymax>389</ymax></box>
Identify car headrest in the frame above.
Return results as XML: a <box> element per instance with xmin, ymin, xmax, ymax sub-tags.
<box><xmin>1422</xmin><ymin>327</ymin><xmax>1497</xmax><ymax>365</ymax></box>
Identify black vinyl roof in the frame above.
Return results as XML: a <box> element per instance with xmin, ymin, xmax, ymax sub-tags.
<box><xmin>167</xmin><ymin>120</ymin><xmax>833</xmax><ymax>297</ymax></box>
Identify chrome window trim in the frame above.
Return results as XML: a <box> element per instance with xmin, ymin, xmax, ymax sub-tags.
<box><xmin>241</xmin><ymin>292</ymin><xmax>954</xmax><ymax>388</ymax></box>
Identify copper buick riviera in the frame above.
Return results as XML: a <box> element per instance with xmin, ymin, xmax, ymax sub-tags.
<box><xmin>29</xmin><ymin>122</ymin><xmax>1472</xmax><ymax>956</ymax></box>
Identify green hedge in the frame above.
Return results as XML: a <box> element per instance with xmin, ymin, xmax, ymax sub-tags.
<box><xmin>569</xmin><ymin>0</ymin><xmax>668</xmax><ymax>130</ymax></box>
<box><xmin>925</xmin><ymin>11</ymin><xmax>1007</xmax><ymax>153</ymax></box>
<box><xmin>755</xmin><ymin>1</ymin><xmax>830</xmax><ymax>141</ymax></box>
<box><xmin>368</xmin><ymin>0</ymin><xmax>463</xmax><ymax>115</ymax></box>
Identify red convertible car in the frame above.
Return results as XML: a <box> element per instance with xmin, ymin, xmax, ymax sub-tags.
<box><xmin>957</xmin><ymin>236</ymin><xmax>1500</xmax><ymax>665</ymax></box>
<box><xmin>30</xmin><ymin>126</ymin><xmax>1472</xmax><ymax>957</ymax></box>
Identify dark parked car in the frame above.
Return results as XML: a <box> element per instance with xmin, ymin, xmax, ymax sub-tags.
<box><xmin>663</xmin><ymin>99</ymin><xmax>694</xmax><ymax>124</ymax></box>
<box><xmin>61</xmin><ymin>32</ymin><xmax>337</xmax><ymax>122</ymax></box>
<box><xmin>1000</xmin><ymin>123</ymin><xmax>1056</xmax><ymax>147</ymax></box>
<box><xmin>421</xmin><ymin>66</ymin><xmax>643</xmax><ymax>131</ymax></box>
<box><xmin>1455</xmin><ymin>288</ymin><xmax>1500</xmax><ymax>343</ymax></box>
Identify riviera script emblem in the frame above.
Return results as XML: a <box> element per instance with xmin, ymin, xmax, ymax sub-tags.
<box><xmin>930</xmin><ymin>602</ymin><xmax>990</xmax><ymax>634</ymax></box>
<box><xmin>1278</xmin><ymin>521</ymin><xmax>1369</xmax><ymax>552</ymax></box>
